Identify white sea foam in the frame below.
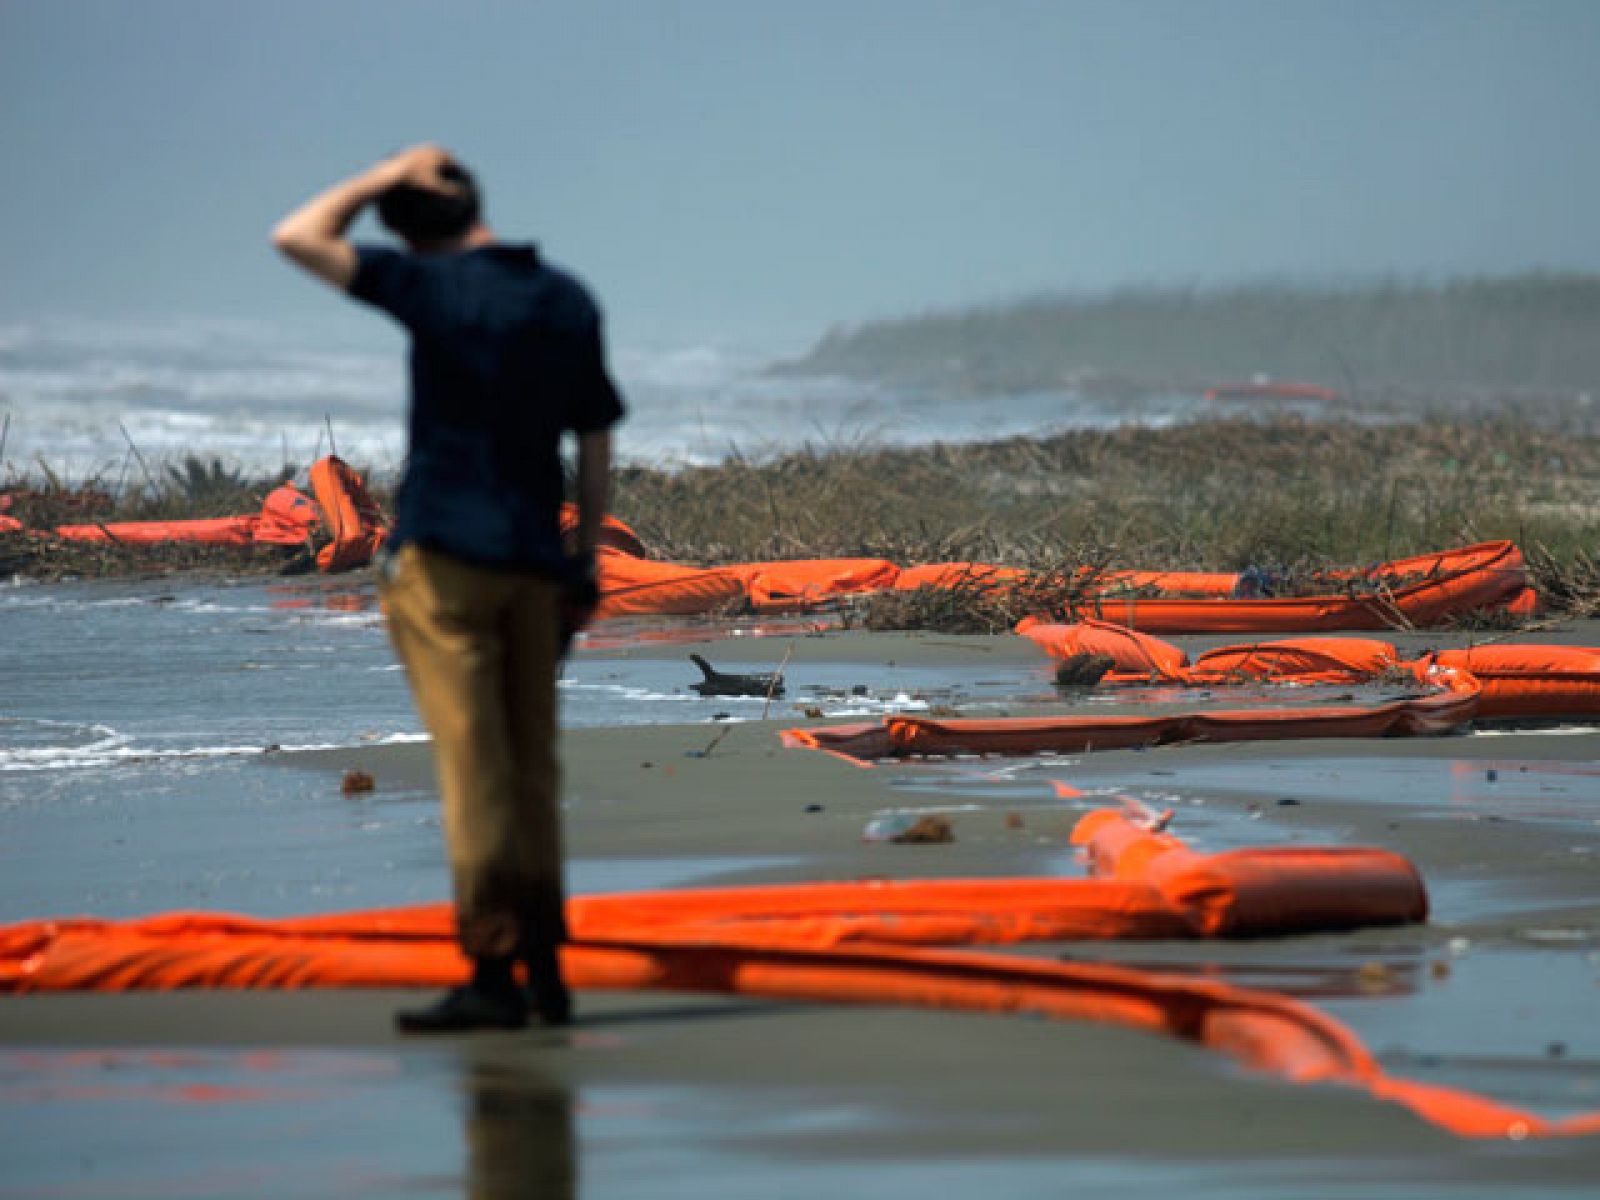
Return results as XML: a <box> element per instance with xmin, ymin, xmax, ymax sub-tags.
<box><xmin>1</xmin><ymin>316</ymin><xmax>1207</xmax><ymax>481</ymax></box>
<box><xmin>0</xmin><ymin>733</ymin><xmax>426</xmax><ymax>773</ymax></box>
<box><xmin>1471</xmin><ymin>725</ymin><xmax>1600</xmax><ymax>737</ymax></box>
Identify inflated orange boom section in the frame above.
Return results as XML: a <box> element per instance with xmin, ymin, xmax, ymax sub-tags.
<box><xmin>1017</xmin><ymin>621</ymin><xmax>1600</xmax><ymax>721</ymax></box>
<box><xmin>781</xmin><ymin>661</ymin><xmax>1482</xmax><ymax>764</ymax></box>
<box><xmin>14</xmin><ymin>471</ymin><xmax>1542</xmax><ymax>623</ymax></box>
<box><xmin>590</xmin><ymin>539</ymin><xmax>1535</xmax><ymax>630</ymax></box>
<box><xmin>4</xmin><ymin>809</ymin><xmax>1597</xmax><ymax>1140</ymax></box>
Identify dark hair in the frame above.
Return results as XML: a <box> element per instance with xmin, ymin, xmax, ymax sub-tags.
<box><xmin>377</xmin><ymin>163</ymin><xmax>482</xmax><ymax>243</ymax></box>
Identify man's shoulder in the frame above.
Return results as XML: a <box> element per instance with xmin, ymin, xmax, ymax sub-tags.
<box><xmin>522</xmin><ymin>253</ymin><xmax>601</xmax><ymax>317</ymax></box>
<box><xmin>527</xmin><ymin>266</ymin><xmax>606</xmax><ymax>337</ymax></box>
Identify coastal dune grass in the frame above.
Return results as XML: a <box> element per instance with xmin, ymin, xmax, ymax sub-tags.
<box><xmin>0</xmin><ymin>455</ymin><xmax>308</xmax><ymax>580</ymax></box>
<box><xmin>611</xmin><ymin>416</ymin><xmax>1600</xmax><ymax>571</ymax></box>
<box><xmin>6</xmin><ymin>420</ymin><xmax>1600</xmax><ymax>624</ymax></box>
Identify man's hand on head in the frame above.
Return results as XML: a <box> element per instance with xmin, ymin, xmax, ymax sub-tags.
<box><xmin>272</xmin><ymin>143</ymin><xmax>466</xmax><ymax>289</ymax></box>
<box><xmin>375</xmin><ymin>144</ymin><xmax>462</xmax><ymax>193</ymax></box>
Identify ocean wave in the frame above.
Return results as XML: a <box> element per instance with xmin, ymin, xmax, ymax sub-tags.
<box><xmin>0</xmin><ymin>316</ymin><xmax>1204</xmax><ymax>476</ymax></box>
<box><xmin>0</xmin><ymin>729</ymin><xmax>427</xmax><ymax>773</ymax></box>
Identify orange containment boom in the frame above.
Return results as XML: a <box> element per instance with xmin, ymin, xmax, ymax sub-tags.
<box><xmin>309</xmin><ymin>456</ymin><xmax>387</xmax><ymax>573</ymax></box>
<box><xmin>1016</xmin><ymin>620</ymin><xmax>1600</xmax><ymax>722</ymax></box>
<box><xmin>1016</xmin><ymin>615</ymin><xmax>1191</xmax><ymax>678</ymax></box>
<box><xmin>586</xmin><ymin>538</ymin><xmax>1533</xmax><ymax>631</ymax></box>
<box><xmin>39</xmin><ymin>458</ymin><xmax>385</xmax><ymax>572</ymax></box>
<box><xmin>559</xmin><ymin>503</ymin><xmax>647</xmax><ymax>557</ymax></box>
<box><xmin>1078</xmin><ymin>541</ymin><xmax>1529</xmax><ymax>633</ymax></box>
<box><xmin>1069</xmin><ymin>810</ymin><xmax>1427</xmax><ymax>937</ymax></box>
<box><xmin>1432</xmin><ymin>644</ymin><xmax>1600</xmax><ymax>720</ymax></box>
<box><xmin>594</xmin><ymin>548</ymin><xmax>748</xmax><ymax>618</ymax></box>
<box><xmin>54</xmin><ymin>515</ymin><xmax>261</xmax><ymax>547</ymax></box>
<box><xmin>4</xmin><ymin>811</ymin><xmax>1596</xmax><ymax>1139</ymax></box>
<box><xmin>49</xmin><ymin>484</ymin><xmax>322</xmax><ymax>550</ymax></box>
<box><xmin>782</xmin><ymin>664</ymin><xmax>1480</xmax><ymax>763</ymax></box>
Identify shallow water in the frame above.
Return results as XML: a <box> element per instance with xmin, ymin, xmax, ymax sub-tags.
<box><xmin>1156</xmin><ymin>755</ymin><xmax>1600</xmax><ymax>831</ymax></box>
<box><xmin>4</xmin><ymin>1023</ymin><xmax>1595</xmax><ymax>1200</ymax></box>
<box><xmin>5</xmin><ymin>576</ymin><xmax>1600</xmax><ymax>1194</ymax></box>
<box><xmin>0</xmin><ymin>575</ymin><xmax>1056</xmax><ymax>918</ymax></box>
<box><xmin>0</xmin><ymin>576</ymin><xmax>1058</xmax><ymax>775</ymax></box>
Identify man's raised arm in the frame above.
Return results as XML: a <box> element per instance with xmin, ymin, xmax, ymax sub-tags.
<box><xmin>271</xmin><ymin>145</ymin><xmax>452</xmax><ymax>288</ymax></box>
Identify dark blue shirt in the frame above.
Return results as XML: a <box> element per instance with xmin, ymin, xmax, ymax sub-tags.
<box><xmin>349</xmin><ymin>242</ymin><xmax>625</xmax><ymax>572</ymax></box>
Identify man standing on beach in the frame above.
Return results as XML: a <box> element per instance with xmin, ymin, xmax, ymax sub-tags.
<box><xmin>272</xmin><ymin>145</ymin><xmax>624</xmax><ymax>1032</ymax></box>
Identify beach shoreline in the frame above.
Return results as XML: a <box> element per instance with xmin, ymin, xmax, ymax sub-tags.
<box><xmin>4</xmin><ymin>619</ymin><xmax>1599</xmax><ymax>1194</ymax></box>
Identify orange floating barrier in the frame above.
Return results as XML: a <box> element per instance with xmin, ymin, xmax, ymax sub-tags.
<box><xmin>1433</xmin><ymin>644</ymin><xmax>1600</xmax><ymax>719</ymax></box>
<box><xmin>54</xmin><ymin>515</ymin><xmax>260</xmax><ymax>547</ymax></box>
<box><xmin>1015</xmin><ymin>615</ymin><xmax>1190</xmax><ymax>678</ymax></box>
<box><xmin>1014</xmin><ymin>619</ymin><xmax>1600</xmax><ymax>724</ymax></box>
<box><xmin>48</xmin><ymin>483</ymin><xmax>320</xmax><ymax>550</ymax></box>
<box><xmin>571</xmin><ymin>876</ymin><xmax>1191</xmax><ymax>947</ymax></box>
<box><xmin>587</xmin><ymin>539</ymin><xmax>1532</xmax><ymax>630</ymax></box>
<box><xmin>736</xmin><ymin>558</ymin><xmax>902</xmax><ymax>613</ymax></box>
<box><xmin>1100</xmin><ymin>568</ymin><xmax>1242</xmax><ymax>598</ymax></box>
<box><xmin>785</xmin><ymin>666</ymin><xmax>1480</xmax><ymax>763</ymax></box>
<box><xmin>1184</xmin><ymin>636</ymin><xmax>1401</xmax><ymax>682</ymax></box>
<box><xmin>252</xmin><ymin>483</ymin><xmax>321</xmax><ymax>547</ymax></box>
<box><xmin>594</xmin><ymin>547</ymin><xmax>747</xmax><ymax>618</ymax></box>
<box><xmin>4</xmin><ymin>819</ymin><xmax>1596</xmax><ymax>1139</ymax></box>
<box><xmin>559</xmin><ymin>502</ymin><xmax>646</xmax><ymax>557</ymax></box>
<box><xmin>309</xmin><ymin>456</ymin><xmax>387</xmax><ymax>573</ymax></box>
<box><xmin>1081</xmin><ymin>541</ymin><xmax>1528</xmax><ymax>633</ymax></box>
<box><xmin>1070</xmin><ymin>811</ymin><xmax>1428</xmax><ymax>937</ymax></box>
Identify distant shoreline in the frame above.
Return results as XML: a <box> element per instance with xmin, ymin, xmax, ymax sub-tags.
<box><xmin>777</xmin><ymin>274</ymin><xmax>1600</xmax><ymax>399</ymax></box>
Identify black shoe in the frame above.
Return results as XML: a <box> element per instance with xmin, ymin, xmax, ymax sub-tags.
<box><xmin>527</xmin><ymin>980</ymin><xmax>573</xmax><ymax>1028</ymax></box>
<box><xmin>522</xmin><ymin>942</ymin><xmax>573</xmax><ymax>1027</ymax></box>
<box><xmin>394</xmin><ymin>984</ymin><xmax>529</xmax><ymax>1034</ymax></box>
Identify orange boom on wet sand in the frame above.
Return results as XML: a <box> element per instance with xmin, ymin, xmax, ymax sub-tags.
<box><xmin>1077</xmin><ymin>541</ymin><xmax>1531</xmax><ymax>633</ymax></box>
<box><xmin>308</xmin><ymin>456</ymin><xmax>386</xmax><ymax>572</ymax></box>
<box><xmin>1432</xmin><ymin>644</ymin><xmax>1600</xmax><ymax>719</ymax></box>
<box><xmin>782</xmin><ymin>661</ymin><xmax>1481</xmax><ymax>763</ymax></box>
<box><xmin>1016</xmin><ymin>620</ymin><xmax>1600</xmax><ymax>722</ymax></box>
<box><xmin>33</xmin><ymin>459</ymin><xmax>373</xmax><ymax>564</ymax></box>
<box><xmin>583</xmin><ymin>539</ymin><xmax>1535</xmax><ymax>631</ymax></box>
<box><xmin>4</xmin><ymin>809</ymin><xmax>1596</xmax><ymax>1140</ymax></box>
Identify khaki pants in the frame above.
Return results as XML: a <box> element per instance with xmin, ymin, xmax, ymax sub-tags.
<box><xmin>380</xmin><ymin>543</ymin><xmax>565</xmax><ymax>958</ymax></box>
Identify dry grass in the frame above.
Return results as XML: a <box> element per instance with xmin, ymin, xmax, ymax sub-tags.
<box><xmin>8</xmin><ymin>419</ymin><xmax>1600</xmax><ymax>624</ymax></box>
<box><xmin>608</xmin><ymin>415</ymin><xmax>1600</xmax><ymax>631</ymax></box>
<box><xmin>0</xmin><ymin>533</ymin><xmax>309</xmax><ymax>584</ymax></box>
<box><xmin>612</xmin><ymin>416</ymin><xmax>1600</xmax><ymax>570</ymax></box>
<box><xmin>0</xmin><ymin>455</ymin><xmax>312</xmax><ymax>581</ymax></box>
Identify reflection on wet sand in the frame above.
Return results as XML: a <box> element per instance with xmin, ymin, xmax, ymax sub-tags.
<box><xmin>1093</xmin><ymin>956</ymin><xmax>1427</xmax><ymax>999</ymax></box>
<box><xmin>463</xmin><ymin>1049</ymin><xmax>576</xmax><ymax>1199</ymax></box>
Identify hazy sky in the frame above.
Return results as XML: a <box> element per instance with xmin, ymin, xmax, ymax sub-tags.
<box><xmin>4</xmin><ymin>0</ymin><xmax>1599</xmax><ymax>352</ymax></box>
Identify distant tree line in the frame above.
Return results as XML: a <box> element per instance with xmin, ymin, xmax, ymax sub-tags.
<box><xmin>781</xmin><ymin>274</ymin><xmax>1600</xmax><ymax>396</ymax></box>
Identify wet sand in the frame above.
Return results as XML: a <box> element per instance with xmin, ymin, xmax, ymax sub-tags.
<box><xmin>4</xmin><ymin>625</ymin><xmax>1600</xmax><ymax>1195</ymax></box>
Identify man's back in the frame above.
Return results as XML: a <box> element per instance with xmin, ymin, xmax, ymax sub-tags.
<box><xmin>350</xmin><ymin>243</ymin><xmax>623</xmax><ymax>572</ymax></box>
